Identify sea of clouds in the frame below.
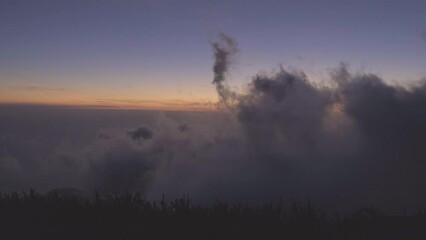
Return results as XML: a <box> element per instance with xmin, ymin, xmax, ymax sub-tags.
<box><xmin>1</xmin><ymin>34</ymin><xmax>426</xmax><ymax>212</ymax></box>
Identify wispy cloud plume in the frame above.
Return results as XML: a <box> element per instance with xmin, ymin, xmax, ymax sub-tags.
<box><xmin>211</xmin><ymin>32</ymin><xmax>238</xmax><ymax>106</ymax></box>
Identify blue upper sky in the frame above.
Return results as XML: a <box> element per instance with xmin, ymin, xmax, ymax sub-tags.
<box><xmin>1</xmin><ymin>0</ymin><xmax>425</xmax><ymax>109</ymax></box>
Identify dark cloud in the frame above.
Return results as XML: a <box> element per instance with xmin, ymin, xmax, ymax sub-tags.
<box><xmin>177</xmin><ymin>124</ymin><xmax>190</xmax><ymax>132</ymax></box>
<box><xmin>128</xmin><ymin>127</ymin><xmax>153</xmax><ymax>141</ymax></box>
<box><xmin>237</xmin><ymin>69</ymin><xmax>329</xmax><ymax>157</ymax></box>
<box><xmin>211</xmin><ymin>32</ymin><xmax>238</xmax><ymax>106</ymax></box>
<box><xmin>89</xmin><ymin>148</ymin><xmax>156</xmax><ymax>194</ymax></box>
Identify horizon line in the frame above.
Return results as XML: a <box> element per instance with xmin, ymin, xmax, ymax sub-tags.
<box><xmin>0</xmin><ymin>101</ymin><xmax>221</xmax><ymax>112</ymax></box>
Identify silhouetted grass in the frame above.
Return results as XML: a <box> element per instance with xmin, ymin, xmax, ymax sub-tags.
<box><xmin>0</xmin><ymin>189</ymin><xmax>425</xmax><ymax>239</ymax></box>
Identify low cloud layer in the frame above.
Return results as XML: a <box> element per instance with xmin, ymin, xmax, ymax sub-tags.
<box><xmin>1</xmin><ymin>35</ymin><xmax>426</xmax><ymax>212</ymax></box>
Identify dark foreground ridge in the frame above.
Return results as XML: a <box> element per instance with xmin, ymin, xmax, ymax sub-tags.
<box><xmin>1</xmin><ymin>190</ymin><xmax>425</xmax><ymax>240</ymax></box>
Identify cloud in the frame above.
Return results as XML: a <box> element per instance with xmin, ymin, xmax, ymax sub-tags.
<box><xmin>199</xmin><ymin>34</ymin><xmax>426</xmax><ymax>210</ymax></box>
<box><xmin>128</xmin><ymin>127</ymin><xmax>153</xmax><ymax>141</ymax></box>
<box><xmin>211</xmin><ymin>32</ymin><xmax>239</xmax><ymax>106</ymax></box>
<box><xmin>177</xmin><ymin>124</ymin><xmax>190</xmax><ymax>132</ymax></box>
<box><xmin>89</xmin><ymin>147</ymin><xmax>156</xmax><ymax>193</ymax></box>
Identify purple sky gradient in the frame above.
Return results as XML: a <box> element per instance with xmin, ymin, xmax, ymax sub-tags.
<box><xmin>1</xmin><ymin>0</ymin><xmax>425</xmax><ymax>108</ymax></box>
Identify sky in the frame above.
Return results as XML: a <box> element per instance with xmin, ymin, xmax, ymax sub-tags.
<box><xmin>1</xmin><ymin>0</ymin><xmax>426</xmax><ymax>109</ymax></box>
<box><xmin>2</xmin><ymin>0</ymin><xmax>426</xmax><ymax>211</ymax></box>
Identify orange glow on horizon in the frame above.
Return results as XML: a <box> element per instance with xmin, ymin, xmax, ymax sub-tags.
<box><xmin>0</xmin><ymin>83</ymin><xmax>220</xmax><ymax>111</ymax></box>
<box><xmin>0</xmin><ymin>97</ymin><xmax>219</xmax><ymax>111</ymax></box>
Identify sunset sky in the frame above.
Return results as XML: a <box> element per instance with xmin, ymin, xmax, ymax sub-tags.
<box><xmin>1</xmin><ymin>0</ymin><xmax>426</xmax><ymax>110</ymax></box>
<box><xmin>4</xmin><ymin>0</ymin><xmax>426</xmax><ymax>214</ymax></box>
